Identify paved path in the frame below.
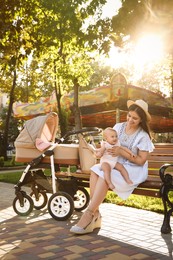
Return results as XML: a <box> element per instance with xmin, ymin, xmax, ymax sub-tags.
<box><xmin>0</xmin><ymin>182</ymin><xmax>173</xmax><ymax>259</ymax></box>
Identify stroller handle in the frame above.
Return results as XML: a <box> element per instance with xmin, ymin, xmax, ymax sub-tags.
<box><xmin>59</xmin><ymin>127</ymin><xmax>102</xmax><ymax>142</ymax></box>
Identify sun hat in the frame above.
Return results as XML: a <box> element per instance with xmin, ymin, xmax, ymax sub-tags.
<box><xmin>127</xmin><ymin>99</ymin><xmax>151</xmax><ymax>122</ymax></box>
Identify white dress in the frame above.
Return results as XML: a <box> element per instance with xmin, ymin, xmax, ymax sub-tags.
<box><xmin>91</xmin><ymin>122</ymin><xmax>154</xmax><ymax>200</ymax></box>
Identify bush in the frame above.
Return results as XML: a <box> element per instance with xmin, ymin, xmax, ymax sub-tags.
<box><xmin>10</xmin><ymin>155</ymin><xmax>16</xmax><ymax>166</ymax></box>
<box><xmin>0</xmin><ymin>157</ymin><xmax>4</xmax><ymax>167</ymax></box>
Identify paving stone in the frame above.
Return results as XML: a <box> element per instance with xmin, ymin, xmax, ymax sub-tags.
<box><xmin>0</xmin><ymin>182</ymin><xmax>173</xmax><ymax>259</ymax></box>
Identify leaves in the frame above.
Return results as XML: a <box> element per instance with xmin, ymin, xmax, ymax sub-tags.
<box><xmin>0</xmin><ymin>0</ymin><xmax>114</xmax><ymax>156</ymax></box>
<box><xmin>112</xmin><ymin>0</ymin><xmax>173</xmax><ymax>47</ymax></box>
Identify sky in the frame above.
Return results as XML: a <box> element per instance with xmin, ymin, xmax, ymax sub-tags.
<box><xmin>102</xmin><ymin>0</ymin><xmax>121</xmax><ymax>18</ymax></box>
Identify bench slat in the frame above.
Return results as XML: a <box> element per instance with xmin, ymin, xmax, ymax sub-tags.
<box><xmin>132</xmin><ymin>188</ymin><xmax>161</xmax><ymax>197</ymax></box>
<box><xmin>149</xmin><ymin>155</ymin><xmax>173</xmax><ymax>161</ymax></box>
<box><xmin>138</xmin><ymin>179</ymin><xmax>162</xmax><ymax>189</ymax></box>
<box><xmin>148</xmin><ymin>161</ymin><xmax>173</xmax><ymax>169</ymax></box>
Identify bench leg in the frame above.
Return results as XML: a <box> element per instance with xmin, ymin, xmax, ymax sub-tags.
<box><xmin>160</xmin><ymin>183</ymin><xmax>173</xmax><ymax>234</ymax></box>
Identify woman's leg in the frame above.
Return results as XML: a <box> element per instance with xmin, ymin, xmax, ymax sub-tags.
<box><xmin>75</xmin><ymin>172</ymin><xmax>108</xmax><ymax>228</ymax></box>
<box><xmin>89</xmin><ymin>171</ymin><xmax>99</xmax><ymax>198</ymax></box>
<box><xmin>88</xmin><ymin>173</ymin><xmax>109</xmax><ymax>212</ymax></box>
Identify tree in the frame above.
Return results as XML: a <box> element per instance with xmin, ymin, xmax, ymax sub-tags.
<box><xmin>0</xmin><ymin>107</ymin><xmax>20</xmax><ymax>145</ymax></box>
<box><xmin>112</xmin><ymin>1</ymin><xmax>173</xmax><ymax>43</ymax></box>
<box><xmin>0</xmin><ymin>0</ymin><xmax>113</xmax><ymax>158</ymax></box>
<box><xmin>111</xmin><ymin>0</ymin><xmax>173</xmax><ymax>99</ymax></box>
<box><xmin>29</xmin><ymin>0</ymin><xmax>112</xmax><ymax>132</ymax></box>
<box><xmin>0</xmin><ymin>0</ymin><xmax>40</xmax><ymax>158</ymax></box>
<box><xmin>88</xmin><ymin>62</ymin><xmax>116</xmax><ymax>89</ymax></box>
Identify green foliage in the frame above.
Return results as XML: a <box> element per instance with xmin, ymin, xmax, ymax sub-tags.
<box><xmin>105</xmin><ymin>191</ymin><xmax>165</xmax><ymax>214</ymax></box>
<box><xmin>0</xmin><ymin>157</ymin><xmax>4</xmax><ymax>167</ymax></box>
<box><xmin>0</xmin><ymin>107</ymin><xmax>20</xmax><ymax>143</ymax></box>
<box><xmin>112</xmin><ymin>0</ymin><xmax>173</xmax><ymax>51</ymax></box>
<box><xmin>0</xmin><ymin>0</ymin><xmax>113</xmax><ymax>101</ymax></box>
<box><xmin>59</xmin><ymin>108</ymin><xmax>71</xmax><ymax>136</ymax></box>
<box><xmin>10</xmin><ymin>155</ymin><xmax>16</xmax><ymax>166</ymax></box>
<box><xmin>88</xmin><ymin>62</ymin><xmax>116</xmax><ymax>89</ymax></box>
<box><xmin>0</xmin><ymin>0</ymin><xmax>113</xmax><ymax>154</ymax></box>
<box><xmin>110</xmin><ymin>0</ymin><xmax>173</xmax><ymax>97</ymax></box>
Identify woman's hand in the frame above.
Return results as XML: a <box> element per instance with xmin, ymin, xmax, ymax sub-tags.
<box><xmin>107</xmin><ymin>146</ymin><xmax>121</xmax><ymax>157</ymax></box>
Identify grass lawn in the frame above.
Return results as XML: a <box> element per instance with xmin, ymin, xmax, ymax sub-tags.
<box><xmin>0</xmin><ymin>171</ymin><xmax>23</xmax><ymax>184</ymax></box>
<box><xmin>0</xmin><ymin>168</ymin><xmax>168</xmax><ymax>215</ymax></box>
<box><xmin>105</xmin><ymin>190</ymin><xmax>165</xmax><ymax>214</ymax></box>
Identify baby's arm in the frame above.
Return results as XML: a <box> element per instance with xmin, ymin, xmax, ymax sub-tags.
<box><xmin>95</xmin><ymin>149</ymin><xmax>103</xmax><ymax>158</ymax></box>
<box><xmin>95</xmin><ymin>143</ymin><xmax>106</xmax><ymax>158</ymax></box>
<box><xmin>87</xmin><ymin>142</ymin><xmax>105</xmax><ymax>158</ymax></box>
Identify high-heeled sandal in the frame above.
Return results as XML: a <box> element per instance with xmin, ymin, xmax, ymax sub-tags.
<box><xmin>94</xmin><ymin>211</ymin><xmax>102</xmax><ymax>229</ymax></box>
<box><xmin>70</xmin><ymin>209</ymin><xmax>95</xmax><ymax>235</ymax></box>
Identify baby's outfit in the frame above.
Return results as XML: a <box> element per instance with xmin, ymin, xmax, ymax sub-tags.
<box><xmin>100</xmin><ymin>140</ymin><xmax>120</xmax><ymax>169</ymax></box>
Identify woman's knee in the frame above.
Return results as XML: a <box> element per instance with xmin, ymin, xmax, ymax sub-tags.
<box><xmin>90</xmin><ymin>171</ymin><xmax>98</xmax><ymax>179</ymax></box>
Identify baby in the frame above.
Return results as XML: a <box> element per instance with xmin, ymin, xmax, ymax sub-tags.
<box><xmin>94</xmin><ymin>127</ymin><xmax>134</xmax><ymax>190</ymax></box>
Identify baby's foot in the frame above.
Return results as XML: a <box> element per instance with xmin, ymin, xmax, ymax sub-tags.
<box><xmin>127</xmin><ymin>179</ymin><xmax>133</xmax><ymax>185</ymax></box>
<box><xmin>108</xmin><ymin>182</ymin><xmax>115</xmax><ymax>190</ymax></box>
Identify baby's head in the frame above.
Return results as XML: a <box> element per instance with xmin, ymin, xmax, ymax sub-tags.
<box><xmin>103</xmin><ymin>127</ymin><xmax>118</xmax><ymax>145</ymax></box>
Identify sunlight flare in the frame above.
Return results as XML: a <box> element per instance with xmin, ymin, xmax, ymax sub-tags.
<box><xmin>132</xmin><ymin>34</ymin><xmax>164</xmax><ymax>69</ymax></box>
<box><xmin>105</xmin><ymin>33</ymin><xmax>165</xmax><ymax>77</ymax></box>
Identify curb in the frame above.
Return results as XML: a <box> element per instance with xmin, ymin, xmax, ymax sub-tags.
<box><xmin>0</xmin><ymin>166</ymin><xmax>25</xmax><ymax>171</ymax></box>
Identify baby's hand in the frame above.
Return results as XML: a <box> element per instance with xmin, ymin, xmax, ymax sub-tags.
<box><xmin>95</xmin><ymin>150</ymin><xmax>103</xmax><ymax>158</ymax></box>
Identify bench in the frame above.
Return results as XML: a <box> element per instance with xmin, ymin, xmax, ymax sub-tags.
<box><xmin>56</xmin><ymin>143</ymin><xmax>173</xmax><ymax>234</ymax></box>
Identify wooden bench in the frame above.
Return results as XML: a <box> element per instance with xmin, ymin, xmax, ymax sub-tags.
<box><xmin>57</xmin><ymin>143</ymin><xmax>173</xmax><ymax>234</ymax></box>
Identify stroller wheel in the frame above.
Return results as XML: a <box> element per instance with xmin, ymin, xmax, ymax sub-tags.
<box><xmin>74</xmin><ymin>187</ymin><xmax>90</xmax><ymax>211</ymax></box>
<box><xmin>48</xmin><ymin>192</ymin><xmax>74</xmax><ymax>221</ymax></box>
<box><xmin>30</xmin><ymin>191</ymin><xmax>48</xmax><ymax>210</ymax></box>
<box><xmin>13</xmin><ymin>194</ymin><xmax>34</xmax><ymax>216</ymax></box>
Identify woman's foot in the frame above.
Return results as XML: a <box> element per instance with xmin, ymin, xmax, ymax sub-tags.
<box><xmin>70</xmin><ymin>209</ymin><xmax>94</xmax><ymax>234</ymax></box>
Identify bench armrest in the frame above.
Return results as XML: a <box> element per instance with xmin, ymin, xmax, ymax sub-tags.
<box><xmin>159</xmin><ymin>163</ymin><xmax>173</xmax><ymax>183</ymax></box>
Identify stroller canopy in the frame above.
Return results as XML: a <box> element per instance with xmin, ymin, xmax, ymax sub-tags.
<box><xmin>15</xmin><ymin>112</ymin><xmax>58</xmax><ymax>149</ymax></box>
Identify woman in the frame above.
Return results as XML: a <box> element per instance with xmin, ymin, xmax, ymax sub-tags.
<box><xmin>70</xmin><ymin>99</ymin><xmax>154</xmax><ymax>234</ymax></box>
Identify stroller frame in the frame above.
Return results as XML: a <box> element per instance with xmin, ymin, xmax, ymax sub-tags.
<box><xmin>13</xmin><ymin>112</ymin><xmax>101</xmax><ymax>221</ymax></box>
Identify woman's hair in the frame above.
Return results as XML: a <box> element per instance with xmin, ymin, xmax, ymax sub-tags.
<box><xmin>128</xmin><ymin>104</ymin><xmax>152</xmax><ymax>139</ymax></box>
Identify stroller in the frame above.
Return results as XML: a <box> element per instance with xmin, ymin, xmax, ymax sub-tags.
<box><xmin>13</xmin><ymin>112</ymin><xmax>101</xmax><ymax>221</ymax></box>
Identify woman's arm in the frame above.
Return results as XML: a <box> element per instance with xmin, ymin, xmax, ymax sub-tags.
<box><xmin>126</xmin><ymin>150</ymin><xmax>148</xmax><ymax>165</ymax></box>
<box><xmin>108</xmin><ymin>146</ymin><xmax>148</xmax><ymax>166</ymax></box>
<box><xmin>119</xmin><ymin>146</ymin><xmax>136</xmax><ymax>157</ymax></box>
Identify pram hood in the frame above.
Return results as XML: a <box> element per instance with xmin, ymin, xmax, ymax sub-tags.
<box><xmin>15</xmin><ymin>112</ymin><xmax>58</xmax><ymax>149</ymax></box>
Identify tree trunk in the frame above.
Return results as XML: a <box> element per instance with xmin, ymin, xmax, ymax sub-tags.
<box><xmin>1</xmin><ymin>69</ymin><xmax>16</xmax><ymax>160</ymax></box>
<box><xmin>73</xmin><ymin>78</ymin><xmax>82</xmax><ymax>130</ymax></box>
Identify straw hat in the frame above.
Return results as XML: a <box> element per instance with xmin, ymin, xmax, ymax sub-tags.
<box><xmin>127</xmin><ymin>99</ymin><xmax>151</xmax><ymax>122</ymax></box>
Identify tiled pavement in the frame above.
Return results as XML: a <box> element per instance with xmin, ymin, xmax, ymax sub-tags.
<box><xmin>0</xmin><ymin>182</ymin><xmax>173</xmax><ymax>260</ymax></box>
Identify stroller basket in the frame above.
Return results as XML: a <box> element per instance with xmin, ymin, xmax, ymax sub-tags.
<box><xmin>15</xmin><ymin>143</ymin><xmax>79</xmax><ymax>165</ymax></box>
